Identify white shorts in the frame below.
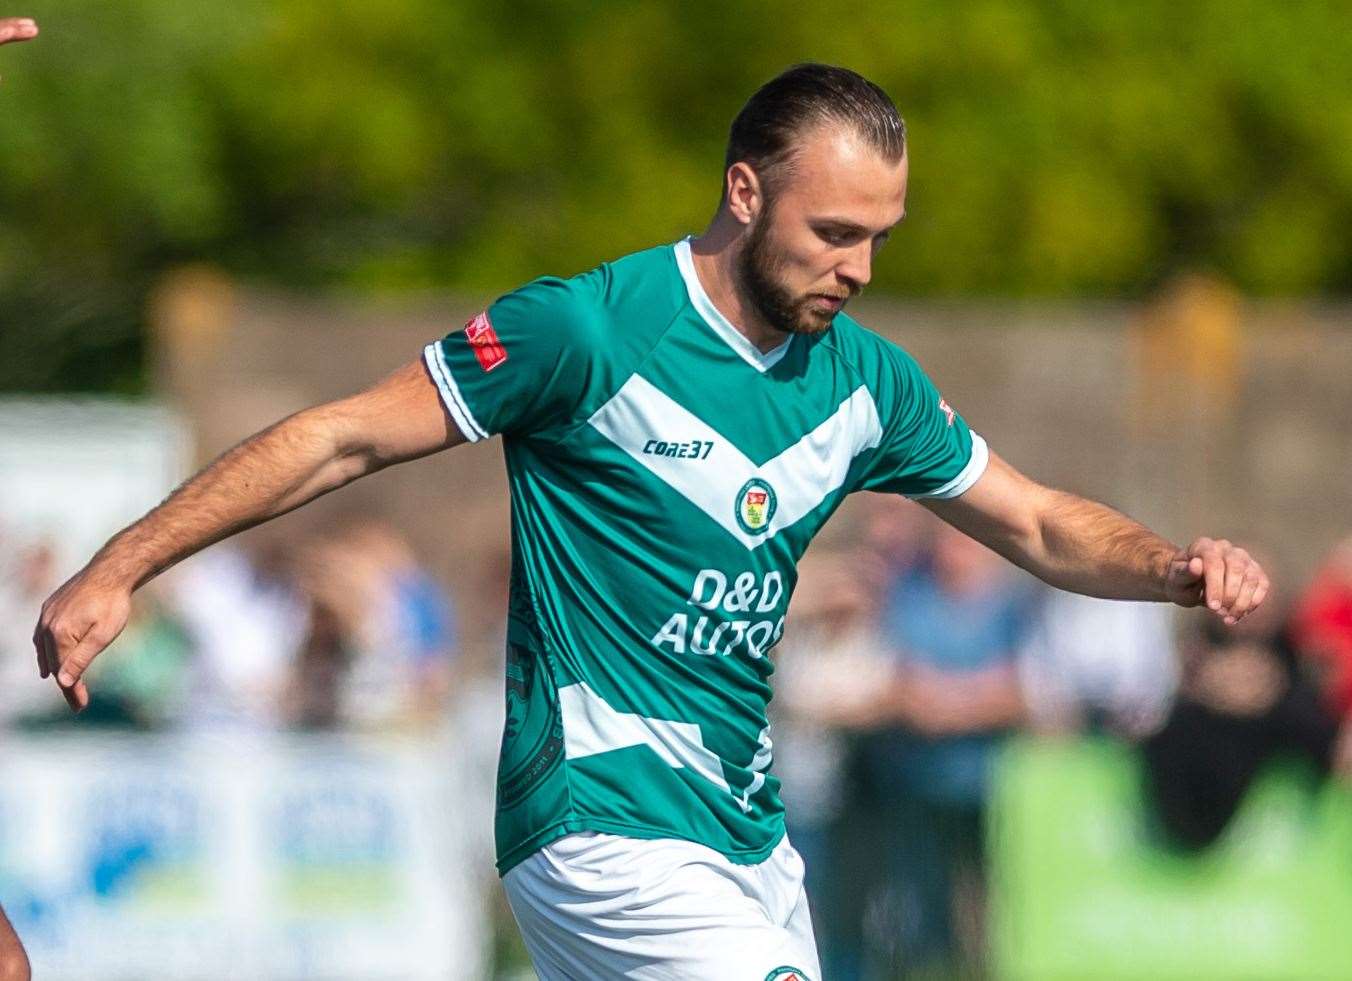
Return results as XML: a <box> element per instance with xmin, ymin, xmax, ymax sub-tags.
<box><xmin>502</xmin><ymin>832</ymin><xmax>821</xmax><ymax>981</ymax></box>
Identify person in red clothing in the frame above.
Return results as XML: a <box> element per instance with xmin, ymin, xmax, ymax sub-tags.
<box><xmin>1288</xmin><ymin>537</ymin><xmax>1352</xmax><ymax>775</ymax></box>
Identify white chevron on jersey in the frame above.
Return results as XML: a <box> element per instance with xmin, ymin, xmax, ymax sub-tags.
<box><xmin>559</xmin><ymin>681</ymin><xmax>768</xmax><ymax>810</ymax></box>
<box><xmin>587</xmin><ymin>374</ymin><xmax>883</xmax><ymax>550</ymax></box>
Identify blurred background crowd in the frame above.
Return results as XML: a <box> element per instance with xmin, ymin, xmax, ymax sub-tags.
<box><xmin>4</xmin><ymin>491</ymin><xmax>1352</xmax><ymax>977</ymax></box>
<box><xmin>4</xmin><ymin>1</ymin><xmax>1352</xmax><ymax>978</ymax></box>
<box><xmin>776</xmin><ymin>500</ymin><xmax>1352</xmax><ymax>978</ymax></box>
<box><xmin>0</xmin><ymin>515</ymin><xmax>462</xmax><ymax>733</ymax></box>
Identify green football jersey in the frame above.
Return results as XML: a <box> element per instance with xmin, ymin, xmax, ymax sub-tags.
<box><xmin>423</xmin><ymin>239</ymin><xmax>988</xmax><ymax>874</ymax></box>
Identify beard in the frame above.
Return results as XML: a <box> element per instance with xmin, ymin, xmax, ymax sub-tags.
<box><xmin>735</xmin><ymin>210</ymin><xmax>849</xmax><ymax>337</ymax></box>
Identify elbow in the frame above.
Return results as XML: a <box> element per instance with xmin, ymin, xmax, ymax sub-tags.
<box><xmin>296</xmin><ymin>404</ymin><xmax>380</xmax><ymax>479</ymax></box>
<box><xmin>1016</xmin><ymin>488</ymin><xmax>1066</xmax><ymax>580</ymax></box>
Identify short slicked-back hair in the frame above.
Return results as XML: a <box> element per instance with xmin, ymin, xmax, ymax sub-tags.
<box><xmin>724</xmin><ymin>63</ymin><xmax>906</xmax><ymax>196</ymax></box>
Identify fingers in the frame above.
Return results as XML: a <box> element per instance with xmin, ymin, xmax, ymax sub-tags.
<box><xmin>33</xmin><ymin>585</ymin><xmax>131</xmax><ymax>713</ymax></box>
<box><xmin>34</xmin><ymin>619</ymin><xmax>96</xmax><ymax>712</ymax></box>
<box><xmin>1228</xmin><ymin>565</ymin><xmax>1271</xmax><ymax>624</ymax></box>
<box><xmin>32</xmin><ymin>617</ymin><xmax>51</xmax><ymax>678</ymax></box>
<box><xmin>33</xmin><ymin>619</ymin><xmax>92</xmax><ymax>713</ymax></box>
<box><xmin>1185</xmin><ymin>536</ymin><xmax>1270</xmax><ymax>625</ymax></box>
<box><xmin>1173</xmin><ymin>554</ymin><xmax>1206</xmax><ymax>605</ymax></box>
<box><xmin>58</xmin><ymin>678</ymin><xmax>89</xmax><ymax>713</ymax></box>
<box><xmin>1221</xmin><ymin>547</ymin><xmax>1248</xmax><ymax>609</ymax></box>
<box><xmin>1195</xmin><ymin>538</ymin><xmax>1227</xmax><ymax>613</ymax></box>
<box><xmin>1250</xmin><ymin>578</ymin><xmax>1269</xmax><ymax>613</ymax></box>
<box><xmin>55</xmin><ymin>627</ymin><xmax>106</xmax><ymax>691</ymax></box>
<box><xmin>0</xmin><ymin>18</ymin><xmax>38</xmax><ymax>44</ymax></box>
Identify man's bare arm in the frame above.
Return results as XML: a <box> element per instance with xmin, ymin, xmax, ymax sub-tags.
<box><xmin>34</xmin><ymin>359</ymin><xmax>463</xmax><ymax>710</ymax></box>
<box><xmin>923</xmin><ymin>450</ymin><xmax>1268</xmax><ymax>621</ymax></box>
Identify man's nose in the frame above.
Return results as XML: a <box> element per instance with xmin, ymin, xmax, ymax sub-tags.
<box><xmin>837</xmin><ymin>242</ymin><xmax>873</xmax><ymax>292</ymax></box>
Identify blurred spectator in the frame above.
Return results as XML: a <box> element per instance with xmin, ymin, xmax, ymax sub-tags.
<box><xmin>775</xmin><ymin>545</ymin><xmax>895</xmax><ymax>979</ymax></box>
<box><xmin>1145</xmin><ymin>560</ymin><xmax>1341</xmax><ymax>849</ymax></box>
<box><xmin>1288</xmin><ymin>536</ymin><xmax>1352</xmax><ymax>776</ymax></box>
<box><xmin>835</xmin><ymin>516</ymin><xmax>1036</xmax><ymax>979</ymax></box>
<box><xmin>83</xmin><ymin>584</ymin><xmax>194</xmax><ymax>728</ymax></box>
<box><xmin>1017</xmin><ymin>589</ymin><xmax>1178</xmax><ymax>739</ymax></box>
<box><xmin>283</xmin><ymin>518</ymin><xmax>458</xmax><ymax>730</ymax></box>
<box><xmin>167</xmin><ymin>540</ymin><xmax>306</xmax><ymax>731</ymax></box>
<box><xmin>0</xmin><ymin>530</ymin><xmax>64</xmax><ymax>724</ymax></box>
<box><xmin>3</xmin><ymin>513</ymin><xmax>459</xmax><ymax>733</ymax></box>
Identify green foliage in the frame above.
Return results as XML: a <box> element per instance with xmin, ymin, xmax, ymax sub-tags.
<box><xmin>2</xmin><ymin>0</ymin><xmax>1351</xmax><ymax>391</ymax></box>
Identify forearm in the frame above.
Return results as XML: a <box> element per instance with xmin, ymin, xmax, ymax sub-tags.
<box><xmin>1022</xmin><ymin>489</ymin><xmax>1177</xmax><ymax>601</ymax></box>
<box><xmin>926</xmin><ymin>453</ymin><xmax>1180</xmax><ymax>603</ymax></box>
<box><xmin>84</xmin><ymin>404</ymin><xmax>369</xmax><ymax>591</ymax></box>
<box><xmin>928</xmin><ymin>450</ymin><xmax>1267</xmax><ymax>623</ymax></box>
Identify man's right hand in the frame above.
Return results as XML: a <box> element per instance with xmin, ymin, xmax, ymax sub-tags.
<box><xmin>33</xmin><ymin>569</ymin><xmax>132</xmax><ymax>712</ymax></box>
<box><xmin>0</xmin><ymin>17</ymin><xmax>38</xmax><ymax>44</ymax></box>
<box><xmin>29</xmin><ymin>356</ymin><xmax>461</xmax><ymax>714</ymax></box>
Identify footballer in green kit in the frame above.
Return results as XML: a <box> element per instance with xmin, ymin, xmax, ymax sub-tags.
<box><xmin>35</xmin><ymin>64</ymin><xmax>1269</xmax><ymax>979</ymax></box>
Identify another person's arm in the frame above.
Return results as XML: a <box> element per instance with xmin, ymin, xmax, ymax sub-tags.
<box><xmin>2</xmin><ymin>18</ymin><xmax>37</xmax><ymax>978</ymax></box>
<box><xmin>0</xmin><ymin>904</ymin><xmax>30</xmax><ymax>981</ymax></box>
<box><xmin>33</xmin><ymin>361</ymin><xmax>461</xmax><ymax>710</ymax></box>
<box><xmin>830</xmin><ymin>661</ymin><xmax>1028</xmax><ymax>735</ymax></box>
<box><xmin>923</xmin><ymin>451</ymin><xmax>1268</xmax><ymax>623</ymax></box>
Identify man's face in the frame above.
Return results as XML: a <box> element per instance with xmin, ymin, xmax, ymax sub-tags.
<box><xmin>736</xmin><ymin>125</ymin><xmax>908</xmax><ymax>336</ymax></box>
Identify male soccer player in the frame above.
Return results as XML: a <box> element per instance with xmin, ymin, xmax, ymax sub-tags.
<box><xmin>2</xmin><ymin>18</ymin><xmax>38</xmax><ymax>981</ymax></box>
<box><xmin>34</xmin><ymin>64</ymin><xmax>1267</xmax><ymax>979</ymax></box>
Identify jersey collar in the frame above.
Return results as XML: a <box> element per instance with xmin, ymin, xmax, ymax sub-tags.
<box><xmin>674</xmin><ymin>238</ymin><xmax>792</xmax><ymax>373</ymax></box>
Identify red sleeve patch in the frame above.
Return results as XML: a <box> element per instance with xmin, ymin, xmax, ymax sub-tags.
<box><xmin>938</xmin><ymin>397</ymin><xmax>956</xmax><ymax>427</ymax></box>
<box><xmin>464</xmin><ymin>310</ymin><xmax>507</xmax><ymax>372</ymax></box>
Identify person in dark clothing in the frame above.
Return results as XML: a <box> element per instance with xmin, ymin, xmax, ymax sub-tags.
<box><xmin>1145</xmin><ymin>604</ymin><xmax>1340</xmax><ymax>850</ymax></box>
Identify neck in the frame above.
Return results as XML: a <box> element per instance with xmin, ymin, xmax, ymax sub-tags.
<box><xmin>688</xmin><ymin>213</ymin><xmax>789</xmax><ymax>354</ymax></box>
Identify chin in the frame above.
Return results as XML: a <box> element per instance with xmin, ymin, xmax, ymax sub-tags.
<box><xmin>790</xmin><ymin>312</ymin><xmax>838</xmax><ymax>336</ymax></box>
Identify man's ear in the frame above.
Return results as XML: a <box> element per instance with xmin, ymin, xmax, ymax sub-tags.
<box><xmin>724</xmin><ymin>161</ymin><xmax>767</xmax><ymax>227</ymax></box>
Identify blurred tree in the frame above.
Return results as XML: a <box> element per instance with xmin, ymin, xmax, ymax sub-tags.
<box><xmin>1</xmin><ymin>0</ymin><xmax>1350</xmax><ymax>392</ymax></box>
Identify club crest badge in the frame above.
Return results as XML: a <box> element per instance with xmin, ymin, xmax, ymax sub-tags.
<box><xmin>764</xmin><ymin>968</ymin><xmax>811</xmax><ymax>981</ymax></box>
<box><xmin>735</xmin><ymin>477</ymin><xmax>777</xmax><ymax>535</ymax></box>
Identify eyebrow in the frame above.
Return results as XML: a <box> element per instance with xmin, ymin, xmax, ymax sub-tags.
<box><xmin>812</xmin><ymin>216</ymin><xmax>904</xmax><ymax>236</ymax></box>
<box><xmin>813</xmin><ymin>218</ymin><xmax>869</xmax><ymax>233</ymax></box>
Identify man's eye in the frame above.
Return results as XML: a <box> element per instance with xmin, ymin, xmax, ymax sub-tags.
<box><xmin>820</xmin><ymin>228</ymin><xmax>850</xmax><ymax>246</ymax></box>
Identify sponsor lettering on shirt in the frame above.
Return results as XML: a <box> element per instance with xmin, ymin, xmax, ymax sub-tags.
<box><xmin>642</xmin><ymin>438</ymin><xmax>714</xmax><ymax>460</ymax></box>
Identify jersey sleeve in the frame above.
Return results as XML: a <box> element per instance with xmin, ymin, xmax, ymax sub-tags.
<box><xmin>854</xmin><ymin>340</ymin><xmax>989</xmax><ymax>498</ymax></box>
<box><xmin>421</xmin><ymin>276</ymin><xmax>601</xmax><ymax>441</ymax></box>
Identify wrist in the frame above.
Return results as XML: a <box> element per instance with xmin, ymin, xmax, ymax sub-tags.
<box><xmin>85</xmin><ymin>538</ymin><xmax>154</xmax><ymax>594</ymax></box>
<box><xmin>1152</xmin><ymin>541</ymin><xmax>1183</xmax><ymax>601</ymax></box>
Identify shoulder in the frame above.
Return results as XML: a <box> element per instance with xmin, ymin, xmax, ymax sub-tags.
<box><xmin>492</xmin><ymin>242</ymin><xmax>685</xmax><ymax>352</ymax></box>
<box><xmin>816</xmin><ymin>312</ymin><xmax>928</xmax><ymax>393</ymax></box>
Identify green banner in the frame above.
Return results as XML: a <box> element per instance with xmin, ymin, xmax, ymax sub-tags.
<box><xmin>990</xmin><ymin>738</ymin><xmax>1352</xmax><ymax>980</ymax></box>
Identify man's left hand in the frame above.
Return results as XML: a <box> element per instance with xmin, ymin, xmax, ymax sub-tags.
<box><xmin>1165</xmin><ymin>537</ymin><xmax>1269</xmax><ymax>625</ymax></box>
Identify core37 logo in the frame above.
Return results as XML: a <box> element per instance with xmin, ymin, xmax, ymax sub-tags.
<box><xmin>642</xmin><ymin>438</ymin><xmax>714</xmax><ymax>460</ymax></box>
